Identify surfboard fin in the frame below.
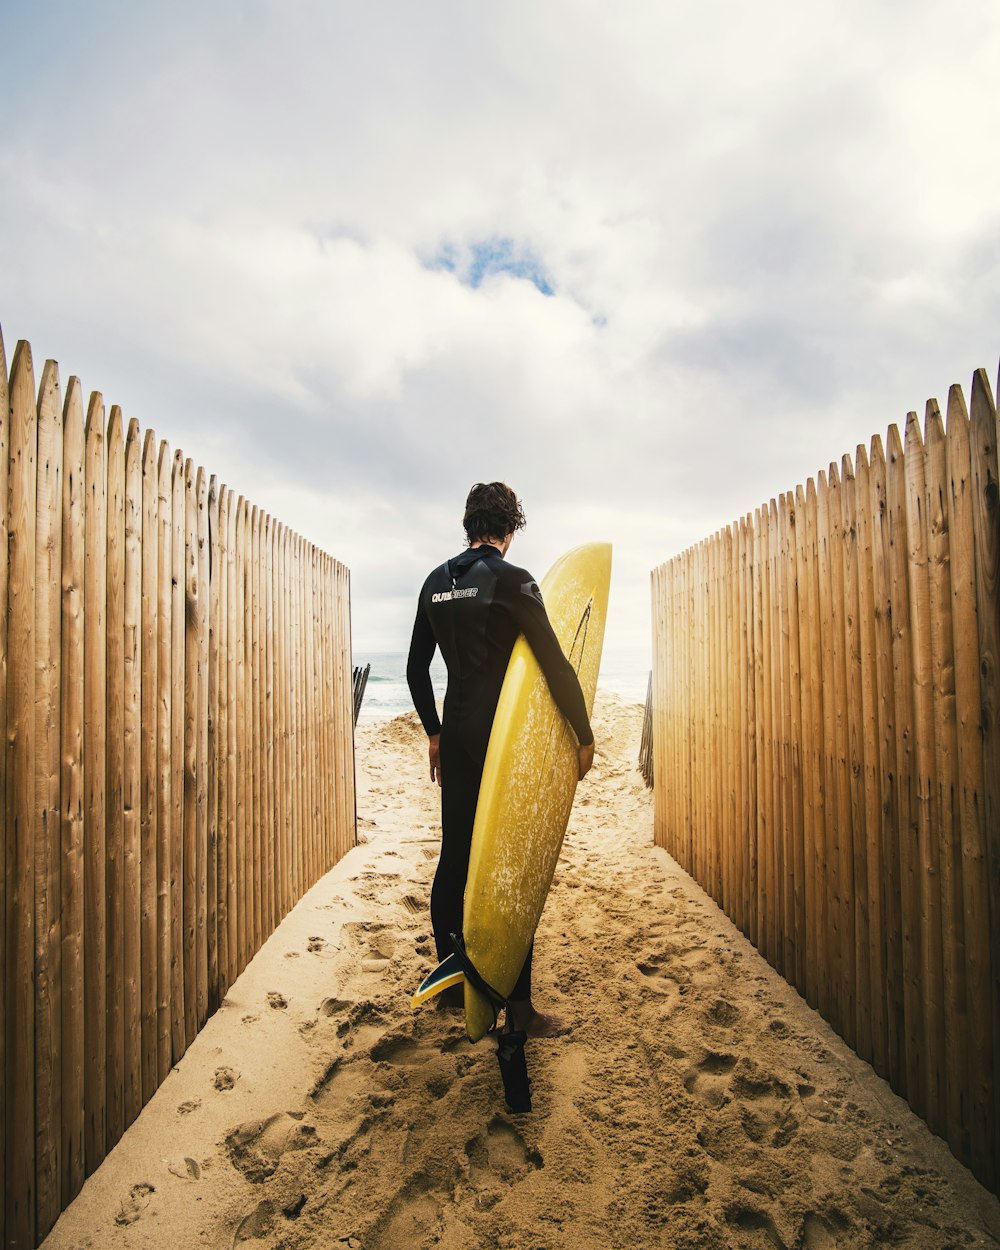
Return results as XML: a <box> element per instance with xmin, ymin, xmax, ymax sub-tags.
<box><xmin>410</xmin><ymin>953</ymin><xmax>466</xmax><ymax>1009</ymax></box>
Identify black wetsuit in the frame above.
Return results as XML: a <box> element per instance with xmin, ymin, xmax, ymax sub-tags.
<box><xmin>406</xmin><ymin>544</ymin><xmax>593</xmax><ymax>1000</ymax></box>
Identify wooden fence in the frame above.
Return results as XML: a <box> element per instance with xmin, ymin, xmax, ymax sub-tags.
<box><xmin>0</xmin><ymin>328</ymin><xmax>357</xmax><ymax>1249</ymax></box>
<box><xmin>650</xmin><ymin>367</ymin><xmax>999</xmax><ymax>1195</ymax></box>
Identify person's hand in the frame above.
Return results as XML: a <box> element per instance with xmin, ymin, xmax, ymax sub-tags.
<box><xmin>578</xmin><ymin>741</ymin><xmax>594</xmax><ymax>780</ymax></box>
<box><xmin>428</xmin><ymin>734</ymin><xmax>442</xmax><ymax>786</ymax></box>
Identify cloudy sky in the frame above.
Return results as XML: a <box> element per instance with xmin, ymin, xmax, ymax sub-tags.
<box><xmin>3</xmin><ymin>0</ymin><xmax>999</xmax><ymax>669</ymax></box>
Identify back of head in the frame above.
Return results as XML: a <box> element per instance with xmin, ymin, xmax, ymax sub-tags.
<box><xmin>463</xmin><ymin>482</ymin><xmax>526</xmax><ymax>545</ymax></box>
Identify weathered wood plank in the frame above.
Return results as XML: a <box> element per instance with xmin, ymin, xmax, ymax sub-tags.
<box><xmin>343</xmin><ymin>563</ymin><xmax>357</xmax><ymax>852</ymax></box>
<box><xmin>841</xmin><ymin>453</ymin><xmax>871</xmax><ymax>1063</ymax></box>
<box><xmin>794</xmin><ymin>486</ymin><xmax>816</xmax><ymax>1007</ymax></box>
<box><xmin>214</xmin><ymin>482</ymin><xmax>227</xmax><ymax>1004</ymax></box>
<box><xmin>6</xmin><ymin>340</ymin><xmax>38</xmax><ymax>1250</ymax></box>
<box><xmin>155</xmin><ymin>442</ymin><xmax>173</xmax><ymax>1084</ymax></box>
<box><xmin>225</xmin><ymin>491</ymin><xmax>238</xmax><ymax>986</ymax></box>
<box><xmin>35</xmin><ymin>359</ymin><xmax>64</xmax><ymax>1239</ymax></box>
<box><xmin>169</xmin><ymin>450</ymin><xmax>185</xmax><ymax>1061</ymax></box>
<box><xmin>969</xmin><ymin>368</ymin><xmax>1000</xmax><ymax>1189</ymax></box>
<box><xmin>904</xmin><ymin>411</ymin><xmax>945</xmax><ymax>1134</ymax></box>
<box><xmin>196</xmin><ymin>468</ymin><xmax>209</xmax><ymax>1029</ymax></box>
<box><xmin>776</xmin><ymin>496</ymin><xmax>794</xmax><ymax>983</ymax></box>
<box><xmin>278</xmin><ymin>526</ymin><xmax>290</xmax><ymax>915</ymax></box>
<box><xmin>887</xmin><ymin>422</ymin><xmax>923</xmax><ymax>1116</ymax></box>
<box><xmin>83</xmin><ymin>393</ymin><xmax>107</xmax><ymax>1171</ymax></box>
<box><xmin>828</xmin><ymin>463</ymin><xmax>855</xmax><ymax>1047</ymax></box>
<box><xmin>264</xmin><ymin>516</ymin><xmax>275</xmax><ymax>934</ymax></box>
<box><xmin>60</xmin><ymin>377</ymin><xmax>86</xmax><ymax>1205</ymax></box>
<box><xmin>122</xmin><ymin>418</ymin><xmax>142</xmax><ymax>1129</ymax></box>
<box><xmin>140</xmin><ymin>428</ymin><xmax>158</xmax><ymax>1107</ymax></box>
<box><xmin>105</xmin><ymin>405</ymin><xmax>126</xmax><ymax>1150</ymax></box>
<box><xmin>235</xmin><ymin>499</ymin><xmax>248</xmax><ymax>972</ymax></box>
<box><xmin>183</xmin><ymin>460</ymin><xmax>198</xmax><ymax>1045</ymax></box>
<box><xmin>924</xmin><ymin>400</ymin><xmax>967</xmax><ymax>1158</ymax></box>
<box><xmin>250</xmin><ymin>506</ymin><xmax>262</xmax><ymax>952</ymax></box>
<box><xmin>869</xmin><ymin>435</ymin><xmax>905</xmax><ymax>1092</ymax></box>
<box><xmin>946</xmin><ymin>384</ymin><xmax>993</xmax><ymax>1189</ymax></box>
<box><xmin>855</xmin><ymin>443</ymin><xmax>888</xmax><ymax>1079</ymax></box>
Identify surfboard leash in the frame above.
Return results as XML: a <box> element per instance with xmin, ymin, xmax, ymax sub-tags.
<box><xmin>449</xmin><ymin>933</ymin><xmax>532</xmax><ymax>1114</ymax></box>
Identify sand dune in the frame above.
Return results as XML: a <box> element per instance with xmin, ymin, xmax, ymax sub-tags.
<box><xmin>43</xmin><ymin>693</ymin><xmax>1000</xmax><ymax>1250</ymax></box>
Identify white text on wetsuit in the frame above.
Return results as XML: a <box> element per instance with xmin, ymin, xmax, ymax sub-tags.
<box><xmin>431</xmin><ymin>588</ymin><xmax>480</xmax><ymax>603</ymax></box>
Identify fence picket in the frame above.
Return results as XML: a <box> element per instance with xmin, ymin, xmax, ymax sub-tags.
<box><xmin>60</xmin><ymin>378</ymin><xmax>86</xmax><ymax>1206</ymax></box>
<box><xmin>155</xmin><ymin>443</ymin><xmax>172</xmax><ymax>1084</ymax></box>
<box><xmin>214</xmin><ymin>483</ymin><xmax>228</xmax><ymax>1003</ymax></box>
<box><xmin>924</xmin><ymin>401</ymin><xmax>966</xmax><ymax>1156</ymax></box>
<box><xmin>196</xmin><ymin>468</ymin><xmax>209</xmax><ymax>1029</ymax></box>
<box><xmin>904</xmin><ymin>412</ymin><xmax>945</xmax><ymax>1134</ymax></box>
<box><xmin>841</xmin><ymin>454</ymin><xmax>871</xmax><ymax>1062</ymax></box>
<box><xmin>123</xmin><ymin>419</ymin><xmax>143</xmax><ymax>1129</ymax></box>
<box><xmin>208</xmin><ymin>477</ymin><xmax>220</xmax><ymax>1013</ymax></box>
<box><xmin>169</xmin><ymin>450</ymin><xmax>185</xmax><ymax>1061</ymax></box>
<box><xmin>35</xmin><ymin>360</ymin><xmax>64</xmax><ymax>1239</ymax></box>
<box><xmin>947</xmin><ymin>385</ymin><xmax>994</xmax><ymax>1187</ymax></box>
<box><xmin>969</xmin><ymin>368</ymin><xmax>1000</xmax><ymax>1188</ymax></box>
<box><xmin>855</xmin><ymin>444</ymin><xmax>886</xmax><ymax>1077</ymax></box>
<box><xmin>182</xmin><ymin>460</ymin><xmax>198</xmax><ymax>1045</ymax></box>
<box><xmin>6</xmin><ymin>341</ymin><xmax>38</xmax><ymax>1248</ymax></box>
<box><xmin>139</xmin><ymin>431</ymin><xmax>158</xmax><ymax>1108</ymax></box>
<box><xmin>105</xmin><ymin>407</ymin><xmax>126</xmax><ymax>1149</ymax></box>
<box><xmin>83</xmin><ymin>395</ymin><xmax>107</xmax><ymax>1171</ymax></box>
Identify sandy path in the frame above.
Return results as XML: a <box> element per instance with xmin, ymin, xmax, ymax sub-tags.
<box><xmin>44</xmin><ymin>694</ymin><xmax>1000</xmax><ymax>1250</ymax></box>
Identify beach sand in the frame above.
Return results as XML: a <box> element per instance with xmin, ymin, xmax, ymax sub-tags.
<box><xmin>43</xmin><ymin>693</ymin><xmax>1000</xmax><ymax>1250</ymax></box>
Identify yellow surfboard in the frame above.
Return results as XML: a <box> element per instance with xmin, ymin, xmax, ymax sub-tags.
<box><xmin>411</xmin><ymin>542</ymin><xmax>611</xmax><ymax>1041</ymax></box>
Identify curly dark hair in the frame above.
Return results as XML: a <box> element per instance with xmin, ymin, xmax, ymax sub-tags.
<box><xmin>463</xmin><ymin>482</ymin><xmax>526</xmax><ymax>545</ymax></box>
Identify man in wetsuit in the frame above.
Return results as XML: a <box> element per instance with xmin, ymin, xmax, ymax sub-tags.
<box><xmin>406</xmin><ymin>482</ymin><xmax>595</xmax><ymax>1038</ymax></box>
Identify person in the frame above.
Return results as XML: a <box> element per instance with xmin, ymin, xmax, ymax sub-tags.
<box><xmin>406</xmin><ymin>482</ymin><xmax>595</xmax><ymax>1038</ymax></box>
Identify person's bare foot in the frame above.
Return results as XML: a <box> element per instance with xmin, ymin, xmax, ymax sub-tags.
<box><xmin>508</xmin><ymin>1000</ymin><xmax>563</xmax><ymax>1037</ymax></box>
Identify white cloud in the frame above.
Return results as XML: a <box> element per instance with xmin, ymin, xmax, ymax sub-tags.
<box><xmin>2</xmin><ymin>0</ymin><xmax>999</xmax><ymax>664</ymax></box>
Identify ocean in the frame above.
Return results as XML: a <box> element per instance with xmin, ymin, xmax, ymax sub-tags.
<box><xmin>353</xmin><ymin>648</ymin><xmax>651</xmax><ymax>723</ymax></box>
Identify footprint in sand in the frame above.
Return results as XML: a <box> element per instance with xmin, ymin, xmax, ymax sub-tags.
<box><xmin>225</xmin><ymin>1113</ymin><xmax>319</xmax><ymax>1183</ymax></box>
<box><xmin>267</xmin><ymin>991</ymin><xmax>288</xmax><ymax>1010</ymax></box>
<box><xmin>800</xmin><ymin>1209</ymin><xmax>855</xmax><ymax>1249</ymax></box>
<box><xmin>635</xmin><ymin>957</ymin><xmax>682</xmax><ymax>1007</ymax></box>
<box><xmin>352</xmin><ymin>871</ymin><xmax>403</xmax><ymax>902</ymax></box>
<box><xmin>342</xmin><ymin>921</ymin><xmax>395</xmax><ymax>960</ymax></box>
<box><xmin>214</xmin><ymin>1067</ymin><xmax>239</xmax><ymax>1091</ymax></box>
<box><xmin>366</xmin><ymin>1175</ymin><xmax>441</xmax><ymax>1250</ymax></box>
<box><xmin>166</xmin><ymin>1156</ymin><xmax>202</xmax><ymax>1180</ymax></box>
<box><xmin>233</xmin><ymin>1198</ymin><xmax>276</xmax><ymax>1242</ymax></box>
<box><xmin>705</xmin><ymin>998</ymin><xmax>740</xmax><ymax>1027</ymax></box>
<box><xmin>729</xmin><ymin>1064</ymin><xmax>799</xmax><ymax>1148</ymax></box>
<box><xmin>684</xmin><ymin>1052</ymin><xmax>737</xmax><ymax>1108</ymax></box>
<box><xmin>307</xmin><ymin>936</ymin><xmax>327</xmax><ymax>953</ymax></box>
<box><xmin>370</xmin><ymin>1034</ymin><xmax>436</xmax><ymax>1067</ymax></box>
<box><xmin>467</xmin><ymin>1117</ymin><xmax>543</xmax><ymax>1185</ymax></box>
<box><xmin>176</xmin><ymin>1099</ymin><xmax>201</xmax><ymax>1115</ymax></box>
<box><xmin>114</xmin><ymin>1182</ymin><xmax>155</xmax><ymax>1226</ymax></box>
<box><xmin>723</xmin><ymin>1202</ymin><xmax>787</xmax><ymax>1249</ymax></box>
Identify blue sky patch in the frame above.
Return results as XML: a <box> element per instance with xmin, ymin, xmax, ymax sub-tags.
<box><xmin>428</xmin><ymin>237</ymin><xmax>554</xmax><ymax>296</ymax></box>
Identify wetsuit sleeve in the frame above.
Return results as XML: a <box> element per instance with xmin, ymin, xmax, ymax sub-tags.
<box><xmin>502</xmin><ymin>576</ymin><xmax>594</xmax><ymax>747</ymax></box>
<box><xmin>406</xmin><ymin>600</ymin><xmax>442</xmax><ymax>736</ymax></box>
